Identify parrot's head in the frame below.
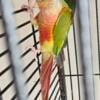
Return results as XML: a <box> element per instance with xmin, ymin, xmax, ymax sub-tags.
<box><xmin>64</xmin><ymin>0</ymin><xmax>76</xmax><ymax>11</ymax></box>
<box><xmin>37</xmin><ymin>0</ymin><xmax>52</xmax><ymax>8</ymax></box>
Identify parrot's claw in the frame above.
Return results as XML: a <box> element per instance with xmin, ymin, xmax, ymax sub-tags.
<box><xmin>21</xmin><ymin>0</ymin><xmax>37</xmax><ymax>12</ymax></box>
<box><xmin>25</xmin><ymin>45</ymin><xmax>40</xmax><ymax>61</ymax></box>
<box><xmin>21</xmin><ymin>4</ymin><xmax>30</xmax><ymax>12</ymax></box>
<box><xmin>30</xmin><ymin>46</ymin><xmax>40</xmax><ymax>61</ymax></box>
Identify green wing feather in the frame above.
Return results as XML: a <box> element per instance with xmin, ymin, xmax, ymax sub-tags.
<box><xmin>64</xmin><ymin>0</ymin><xmax>76</xmax><ymax>11</ymax></box>
<box><xmin>53</xmin><ymin>7</ymin><xmax>73</xmax><ymax>56</ymax></box>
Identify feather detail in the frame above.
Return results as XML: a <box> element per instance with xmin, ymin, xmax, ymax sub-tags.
<box><xmin>40</xmin><ymin>55</ymin><xmax>53</xmax><ymax>100</ymax></box>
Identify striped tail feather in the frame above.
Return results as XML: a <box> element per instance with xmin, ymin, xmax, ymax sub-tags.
<box><xmin>40</xmin><ymin>55</ymin><xmax>53</xmax><ymax>100</ymax></box>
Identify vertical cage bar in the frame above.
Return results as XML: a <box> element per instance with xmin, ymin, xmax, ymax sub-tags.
<box><xmin>66</xmin><ymin>42</ymin><xmax>74</xmax><ymax>100</ymax></box>
<box><xmin>0</xmin><ymin>0</ymin><xmax>28</xmax><ymax>100</ymax></box>
<box><xmin>95</xmin><ymin>0</ymin><xmax>100</xmax><ymax>75</ymax></box>
<box><xmin>0</xmin><ymin>89</ymin><xmax>3</xmax><ymax>100</ymax></box>
<box><xmin>57</xmin><ymin>54</ymin><xmax>67</xmax><ymax>100</ymax></box>
<box><xmin>77</xmin><ymin>0</ymin><xmax>95</xmax><ymax>100</ymax></box>
<box><xmin>73</xmin><ymin>24</ymin><xmax>81</xmax><ymax>100</ymax></box>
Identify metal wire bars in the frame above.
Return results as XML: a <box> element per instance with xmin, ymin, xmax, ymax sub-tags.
<box><xmin>0</xmin><ymin>0</ymin><xmax>100</xmax><ymax>100</ymax></box>
<box><xmin>0</xmin><ymin>0</ymin><xmax>63</xmax><ymax>100</ymax></box>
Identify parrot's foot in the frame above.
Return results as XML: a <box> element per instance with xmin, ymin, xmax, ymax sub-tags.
<box><xmin>30</xmin><ymin>46</ymin><xmax>40</xmax><ymax>61</ymax></box>
<box><xmin>21</xmin><ymin>4</ymin><xmax>30</xmax><ymax>12</ymax></box>
<box><xmin>21</xmin><ymin>3</ymin><xmax>39</xmax><ymax>21</ymax></box>
<box><xmin>26</xmin><ymin>45</ymin><xmax>41</xmax><ymax>61</ymax></box>
<box><xmin>21</xmin><ymin>0</ymin><xmax>37</xmax><ymax>12</ymax></box>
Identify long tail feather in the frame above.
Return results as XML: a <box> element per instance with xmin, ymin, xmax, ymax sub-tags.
<box><xmin>40</xmin><ymin>55</ymin><xmax>53</xmax><ymax>100</ymax></box>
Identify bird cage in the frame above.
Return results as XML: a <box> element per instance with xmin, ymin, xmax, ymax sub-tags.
<box><xmin>0</xmin><ymin>0</ymin><xmax>100</xmax><ymax>100</ymax></box>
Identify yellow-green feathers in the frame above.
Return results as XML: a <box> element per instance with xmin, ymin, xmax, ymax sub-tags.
<box><xmin>53</xmin><ymin>7</ymin><xmax>73</xmax><ymax>56</ymax></box>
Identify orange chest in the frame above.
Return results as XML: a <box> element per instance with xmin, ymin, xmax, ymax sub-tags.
<box><xmin>37</xmin><ymin>11</ymin><xmax>58</xmax><ymax>43</ymax></box>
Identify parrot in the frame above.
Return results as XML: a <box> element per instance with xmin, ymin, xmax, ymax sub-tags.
<box><xmin>22</xmin><ymin>0</ymin><xmax>76</xmax><ymax>100</ymax></box>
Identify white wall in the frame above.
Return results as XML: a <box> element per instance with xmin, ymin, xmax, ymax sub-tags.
<box><xmin>63</xmin><ymin>0</ymin><xmax>100</xmax><ymax>100</ymax></box>
<box><xmin>0</xmin><ymin>0</ymin><xmax>100</xmax><ymax>100</ymax></box>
